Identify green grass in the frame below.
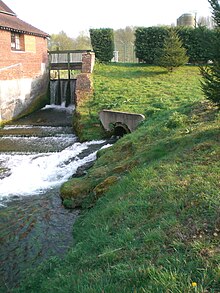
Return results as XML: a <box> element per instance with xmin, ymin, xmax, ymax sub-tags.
<box><xmin>75</xmin><ymin>63</ymin><xmax>203</xmax><ymax>140</ymax></box>
<box><xmin>14</xmin><ymin>64</ymin><xmax>220</xmax><ymax>293</ymax></box>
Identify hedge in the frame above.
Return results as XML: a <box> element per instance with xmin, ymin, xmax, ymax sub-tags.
<box><xmin>89</xmin><ymin>28</ymin><xmax>114</xmax><ymax>63</ymax></box>
<box><xmin>135</xmin><ymin>27</ymin><xmax>169</xmax><ymax>64</ymax></box>
<box><xmin>135</xmin><ymin>26</ymin><xmax>217</xmax><ymax>64</ymax></box>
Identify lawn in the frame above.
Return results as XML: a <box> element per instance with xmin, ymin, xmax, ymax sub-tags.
<box><xmin>15</xmin><ymin>64</ymin><xmax>220</xmax><ymax>293</ymax></box>
<box><xmin>75</xmin><ymin>63</ymin><xmax>203</xmax><ymax>141</ymax></box>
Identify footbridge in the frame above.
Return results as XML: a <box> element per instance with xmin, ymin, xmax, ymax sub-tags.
<box><xmin>49</xmin><ymin>50</ymin><xmax>95</xmax><ymax>80</ymax></box>
<box><xmin>99</xmin><ymin>110</ymin><xmax>145</xmax><ymax>136</ymax></box>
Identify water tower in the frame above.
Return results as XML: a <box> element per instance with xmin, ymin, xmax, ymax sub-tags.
<box><xmin>177</xmin><ymin>13</ymin><xmax>195</xmax><ymax>27</ymax></box>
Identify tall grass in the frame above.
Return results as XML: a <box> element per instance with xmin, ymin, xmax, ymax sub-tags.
<box><xmin>14</xmin><ymin>64</ymin><xmax>220</xmax><ymax>293</ymax></box>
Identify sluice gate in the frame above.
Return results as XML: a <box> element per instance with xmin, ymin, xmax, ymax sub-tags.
<box><xmin>48</xmin><ymin>50</ymin><xmax>94</xmax><ymax>106</ymax></box>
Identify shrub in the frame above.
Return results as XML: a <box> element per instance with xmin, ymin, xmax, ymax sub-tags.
<box><xmin>166</xmin><ymin>111</ymin><xmax>188</xmax><ymax>128</ymax></box>
<box><xmin>135</xmin><ymin>26</ymin><xmax>216</xmax><ymax>65</ymax></box>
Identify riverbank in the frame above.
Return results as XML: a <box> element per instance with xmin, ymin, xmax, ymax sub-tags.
<box><xmin>0</xmin><ymin>104</ymin><xmax>113</xmax><ymax>292</ymax></box>
<box><xmin>14</xmin><ymin>64</ymin><xmax>220</xmax><ymax>292</ymax></box>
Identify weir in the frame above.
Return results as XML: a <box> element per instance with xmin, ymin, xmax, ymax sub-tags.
<box><xmin>50</xmin><ymin>79</ymin><xmax>76</xmax><ymax>107</ymax></box>
<box><xmin>48</xmin><ymin>50</ymin><xmax>95</xmax><ymax>107</ymax></box>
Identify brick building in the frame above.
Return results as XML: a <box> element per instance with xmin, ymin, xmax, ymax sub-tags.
<box><xmin>0</xmin><ymin>0</ymin><xmax>50</xmax><ymax>122</ymax></box>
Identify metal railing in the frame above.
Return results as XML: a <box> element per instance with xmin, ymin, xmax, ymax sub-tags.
<box><xmin>48</xmin><ymin>50</ymin><xmax>91</xmax><ymax>64</ymax></box>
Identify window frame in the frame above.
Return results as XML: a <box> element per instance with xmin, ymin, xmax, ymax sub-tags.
<box><xmin>11</xmin><ymin>32</ymin><xmax>24</xmax><ymax>51</ymax></box>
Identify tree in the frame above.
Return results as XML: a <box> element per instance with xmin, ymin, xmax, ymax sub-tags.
<box><xmin>114</xmin><ymin>26</ymin><xmax>136</xmax><ymax>62</ymax></box>
<box><xmin>155</xmin><ymin>28</ymin><xmax>189</xmax><ymax>72</ymax></box>
<box><xmin>208</xmin><ymin>0</ymin><xmax>220</xmax><ymax>25</ymax></box>
<box><xmin>200</xmin><ymin>0</ymin><xmax>220</xmax><ymax>105</ymax></box>
<box><xmin>197</xmin><ymin>16</ymin><xmax>215</xmax><ymax>28</ymax></box>
<box><xmin>72</xmin><ymin>31</ymin><xmax>92</xmax><ymax>50</ymax></box>
<box><xmin>48</xmin><ymin>31</ymin><xmax>74</xmax><ymax>50</ymax></box>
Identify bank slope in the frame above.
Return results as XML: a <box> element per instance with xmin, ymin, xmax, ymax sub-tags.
<box><xmin>15</xmin><ymin>64</ymin><xmax>220</xmax><ymax>293</ymax></box>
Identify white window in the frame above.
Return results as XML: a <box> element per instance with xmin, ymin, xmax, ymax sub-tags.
<box><xmin>11</xmin><ymin>33</ymin><xmax>22</xmax><ymax>51</ymax></box>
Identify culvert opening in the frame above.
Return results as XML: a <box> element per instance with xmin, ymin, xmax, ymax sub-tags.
<box><xmin>114</xmin><ymin>123</ymin><xmax>130</xmax><ymax>137</ymax></box>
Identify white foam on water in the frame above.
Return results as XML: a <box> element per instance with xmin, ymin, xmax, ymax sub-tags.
<box><xmin>0</xmin><ymin>140</ymin><xmax>106</xmax><ymax>199</ymax></box>
<box><xmin>42</xmin><ymin>104</ymin><xmax>75</xmax><ymax>113</ymax></box>
<box><xmin>3</xmin><ymin>125</ymin><xmax>72</xmax><ymax>130</ymax></box>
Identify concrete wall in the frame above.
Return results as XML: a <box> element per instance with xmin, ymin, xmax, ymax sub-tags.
<box><xmin>0</xmin><ymin>73</ymin><xmax>49</xmax><ymax>121</ymax></box>
<box><xmin>99</xmin><ymin>110</ymin><xmax>145</xmax><ymax>133</ymax></box>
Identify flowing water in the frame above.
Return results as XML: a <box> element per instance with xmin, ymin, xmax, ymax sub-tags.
<box><xmin>50</xmin><ymin>79</ymin><xmax>76</xmax><ymax>106</ymax></box>
<box><xmin>0</xmin><ymin>105</ymin><xmax>109</xmax><ymax>291</ymax></box>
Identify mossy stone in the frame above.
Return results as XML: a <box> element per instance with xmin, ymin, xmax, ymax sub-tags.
<box><xmin>60</xmin><ymin>178</ymin><xmax>94</xmax><ymax>208</ymax></box>
<box><xmin>93</xmin><ymin>176</ymin><xmax>118</xmax><ymax>199</ymax></box>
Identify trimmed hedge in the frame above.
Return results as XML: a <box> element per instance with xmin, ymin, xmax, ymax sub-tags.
<box><xmin>89</xmin><ymin>28</ymin><xmax>114</xmax><ymax>63</ymax></box>
<box><xmin>176</xmin><ymin>26</ymin><xmax>215</xmax><ymax>63</ymax></box>
<box><xmin>135</xmin><ymin>26</ymin><xmax>217</xmax><ymax>64</ymax></box>
<box><xmin>135</xmin><ymin>27</ymin><xmax>169</xmax><ymax>64</ymax></box>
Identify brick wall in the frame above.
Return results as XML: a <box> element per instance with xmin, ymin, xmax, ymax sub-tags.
<box><xmin>0</xmin><ymin>29</ymin><xmax>49</xmax><ymax>122</ymax></box>
<box><xmin>0</xmin><ymin>30</ymin><xmax>48</xmax><ymax>80</ymax></box>
<box><xmin>81</xmin><ymin>52</ymin><xmax>95</xmax><ymax>73</ymax></box>
<box><xmin>75</xmin><ymin>52</ymin><xmax>95</xmax><ymax>103</ymax></box>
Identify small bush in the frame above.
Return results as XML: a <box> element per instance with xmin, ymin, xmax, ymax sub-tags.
<box><xmin>166</xmin><ymin>111</ymin><xmax>188</xmax><ymax>128</ymax></box>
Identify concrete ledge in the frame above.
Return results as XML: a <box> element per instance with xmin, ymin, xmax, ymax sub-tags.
<box><xmin>99</xmin><ymin>110</ymin><xmax>145</xmax><ymax>133</ymax></box>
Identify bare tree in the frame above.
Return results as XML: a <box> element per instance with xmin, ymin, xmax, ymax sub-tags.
<box><xmin>114</xmin><ymin>26</ymin><xmax>137</xmax><ymax>62</ymax></box>
<box><xmin>48</xmin><ymin>31</ymin><xmax>74</xmax><ymax>51</ymax></box>
<box><xmin>197</xmin><ymin>16</ymin><xmax>215</xmax><ymax>28</ymax></box>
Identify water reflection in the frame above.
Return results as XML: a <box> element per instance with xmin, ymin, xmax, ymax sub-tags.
<box><xmin>0</xmin><ymin>189</ymin><xmax>79</xmax><ymax>289</ymax></box>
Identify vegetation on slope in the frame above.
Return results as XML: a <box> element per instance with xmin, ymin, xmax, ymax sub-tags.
<box><xmin>15</xmin><ymin>64</ymin><xmax>220</xmax><ymax>293</ymax></box>
<box><xmin>74</xmin><ymin>64</ymin><xmax>203</xmax><ymax>141</ymax></box>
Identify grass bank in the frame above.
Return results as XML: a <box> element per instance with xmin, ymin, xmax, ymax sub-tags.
<box><xmin>15</xmin><ymin>64</ymin><xmax>220</xmax><ymax>292</ymax></box>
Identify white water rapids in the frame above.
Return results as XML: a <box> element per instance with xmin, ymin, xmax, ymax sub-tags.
<box><xmin>0</xmin><ymin>140</ymin><xmax>106</xmax><ymax>199</ymax></box>
<box><xmin>0</xmin><ymin>122</ymin><xmax>110</xmax><ymax>201</ymax></box>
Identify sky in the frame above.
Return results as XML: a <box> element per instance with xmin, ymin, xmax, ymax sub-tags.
<box><xmin>3</xmin><ymin>0</ymin><xmax>213</xmax><ymax>38</ymax></box>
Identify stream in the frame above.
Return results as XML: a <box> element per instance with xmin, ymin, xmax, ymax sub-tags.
<box><xmin>0</xmin><ymin>105</ymin><xmax>109</xmax><ymax>291</ymax></box>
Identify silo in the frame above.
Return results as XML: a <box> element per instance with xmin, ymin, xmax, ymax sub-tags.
<box><xmin>177</xmin><ymin>13</ymin><xmax>195</xmax><ymax>27</ymax></box>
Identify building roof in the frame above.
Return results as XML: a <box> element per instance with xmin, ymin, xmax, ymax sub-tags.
<box><xmin>0</xmin><ymin>0</ymin><xmax>15</xmax><ymax>15</ymax></box>
<box><xmin>0</xmin><ymin>0</ymin><xmax>49</xmax><ymax>38</ymax></box>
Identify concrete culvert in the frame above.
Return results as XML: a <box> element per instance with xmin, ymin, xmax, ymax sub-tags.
<box><xmin>114</xmin><ymin>123</ymin><xmax>130</xmax><ymax>137</ymax></box>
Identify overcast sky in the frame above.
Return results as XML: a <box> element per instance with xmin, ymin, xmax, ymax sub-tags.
<box><xmin>3</xmin><ymin>0</ymin><xmax>213</xmax><ymax>37</ymax></box>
